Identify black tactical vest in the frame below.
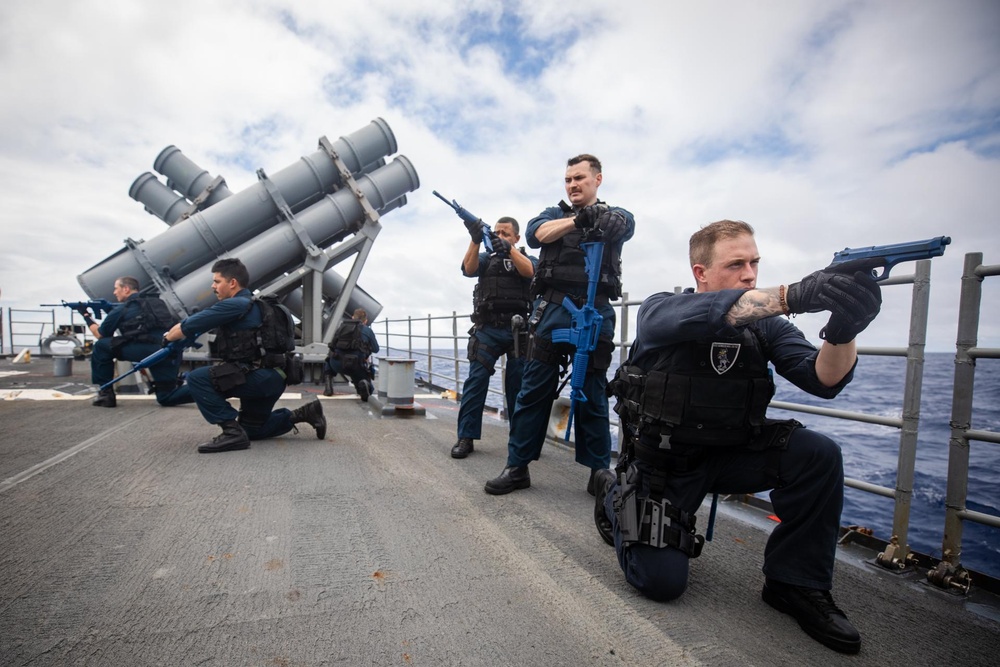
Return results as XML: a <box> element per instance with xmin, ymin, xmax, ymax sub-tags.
<box><xmin>531</xmin><ymin>203</ymin><xmax>623</xmax><ymax>300</ymax></box>
<box><xmin>117</xmin><ymin>297</ymin><xmax>177</xmax><ymax>343</ymax></box>
<box><xmin>613</xmin><ymin>326</ymin><xmax>775</xmax><ymax>461</ymax></box>
<box><xmin>214</xmin><ymin>297</ymin><xmax>291</xmax><ymax>368</ymax></box>
<box><xmin>331</xmin><ymin>319</ymin><xmax>371</xmax><ymax>356</ymax></box>
<box><xmin>472</xmin><ymin>251</ymin><xmax>533</xmax><ymax>326</ymax></box>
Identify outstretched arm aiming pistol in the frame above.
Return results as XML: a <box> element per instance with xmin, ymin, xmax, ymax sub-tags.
<box><xmin>779</xmin><ymin>236</ymin><xmax>951</xmax><ymax>349</ymax></box>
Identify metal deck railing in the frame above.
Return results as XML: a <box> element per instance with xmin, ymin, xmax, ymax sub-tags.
<box><xmin>373</xmin><ymin>255</ymin><xmax>999</xmax><ymax>593</ymax></box>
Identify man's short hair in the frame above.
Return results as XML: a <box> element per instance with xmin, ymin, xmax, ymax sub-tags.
<box><xmin>567</xmin><ymin>154</ymin><xmax>602</xmax><ymax>175</ymax></box>
<box><xmin>496</xmin><ymin>216</ymin><xmax>519</xmax><ymax>235</ymax></box>
<box><xmin>116</xmin><ymin>276</ymin><xmax>140</xmax><ymax>292</ymax></box>
<box><xmin>689</xmin><ymin>220</ymin><xmax>755</xmax><ymax>267</ymax></box>
<box><xmin>352</xmin><ymin>308</ymin><xmax>368</xmax><ymax>322</ymax></box>
<box><xmin>211</xmin><ymin>257</ymin><xmax>250</xmax><ymax>287</ymax></box>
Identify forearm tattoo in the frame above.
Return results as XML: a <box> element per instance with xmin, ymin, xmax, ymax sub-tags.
<box><xmin>726</xmin><ymin>288</ymin><xmax>785</xmax><ymax>327</ymax></box>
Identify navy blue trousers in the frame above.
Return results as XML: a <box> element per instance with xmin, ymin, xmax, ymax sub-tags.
<box><xmin>603</xmin><ymin>427</ymin><xmax>845</xmax><ymax>601</ymax></box>
<box><xmin>506</xmin><ymin>301</ymin><xmax>615</xmax><ymax>470</ymax></box>
<box><xmin>174</xmin><ymin>365</ymin><xmax>294</xmax><ymax>440</ymax></box>
<box><xmin>90</xmin><ymin>337</ymin><xmax>182</xmax><ymax>406</ymax></box>
<box><xmin>325</xmin><ymin>354</ymin><xmax>372</xmax><ymax>394</ymax></box>
<box><xmin>457</xmin><ymin>324</ymin><xmax>524</xmax><ymax>440</ymax></box>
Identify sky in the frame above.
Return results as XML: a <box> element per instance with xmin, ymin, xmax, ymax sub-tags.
<box><xmin>1</xmin><ymin>0</ymin><xmax>998</xmax><ymax>353</ymax></box>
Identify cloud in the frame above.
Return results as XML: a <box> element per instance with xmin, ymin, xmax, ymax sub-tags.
<box><xmin>0</xmin><ymin>0</ymin><xmax>998</xmax><ymax>353</ymax></box>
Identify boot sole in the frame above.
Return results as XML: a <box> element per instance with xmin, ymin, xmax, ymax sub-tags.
<box><xmin>762</xmin><ymin>585</ymin><xmax>861</xmax><ymax>654</ymax></box>
<box><xmin>198</xmin><ymin>442</ymin><xmax>251</xmax><ymax>454</ymax></box>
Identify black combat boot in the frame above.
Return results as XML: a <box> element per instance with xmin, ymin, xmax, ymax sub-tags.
<box><xmin>762</xmin><ymin>579</ymin><xmax>861</xmax><ymax>654</ymax></box>
<box><xmin>92</xmin><ymin>387</ymin><xmax>117</xmax><ymax>408</ymax></box>
<box><xmin>451</xmin><ymin>437</ymin><xmax>474</xmax><ymax>459</ymax></box>
<box><xmin>592</xmin><ymin>469</ymin><xmax>616</xmax><ymax>546</ymax></box>
<box><xmin>323</xmin><ymin>372</ymin><xmax>334</xmax><ymax>397</ymax></box>
<box><xmin>197</xmin><ymin>420</ymin><xmax>251</xmax><ymax>454</ymax></box>
<box><xmin>292</xmin><ymin>399</ymin><xmax>327</xmax><ymax>439</ymax></box>
<box><xmin>484</xmin><ymin>465</ymin><xmax>530</xmax><ymax>495</ymax></box>
<box><xmin>354</xmin><ymin>379</ymin><xmax>370</xmax><ymax>402</ymax></box>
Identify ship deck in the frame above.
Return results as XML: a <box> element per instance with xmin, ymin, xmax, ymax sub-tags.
<box><xmin>1</xmin><ymin>356</ymin><xmax>999</xmax><ymax>666</ymax></box>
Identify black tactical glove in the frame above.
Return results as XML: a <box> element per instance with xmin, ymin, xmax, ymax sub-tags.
<box><xmin>465</xmin><ymin>219</ymin><xmax>483</xmax><ymax>244</ymax></box>
<box><xmin>824</xmin><ymin>270</ymin><xmax>882</xmax><ymax>319</ymax></box>
<box><xmin>820</xmin><ymin>309</ymin><xmax>877</xmax><ymax>344</ymax></box>
<box><xmin>596</xmin><ymin>210</ymin><xmax>629</xmax><ymax>244</ymax></box>
<box><xmin>574</xmin><ymin>203</ymin><xmax>608</xmax><ymax>230</ymax></box>
<box><xmin>492</xmin><ymin>237</ymin><xmax>511</xmax><ymax>258</ymax></box>
<box><xmin>785</xmin><ymin>270</ymin><xmax>843</xmax><ymax>314</ymax></box>
<box><xmin>817</xmin><ymin>270</ymin><xmax>881</xmax><ymax>344</ymax></box>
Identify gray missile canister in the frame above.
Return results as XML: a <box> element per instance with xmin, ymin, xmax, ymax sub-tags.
<box><xmin>79</xmin><ymin>118</ymin><xmax>398</xmax><ymax>300</ymax></box>
<box><xmin>167</xmin><ymin>155</ymin><xmax>418</xmax><ymax>312</ymax></box>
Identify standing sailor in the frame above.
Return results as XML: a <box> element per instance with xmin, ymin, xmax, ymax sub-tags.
<box><xmin>484</xmin><ymin>154</ymin><xmax>635</xmax><ymax>494</ymax></box>
<box><xmin>452</xmin><ymin>216</ymin><xmax>537</xmax><ymax>458</ymax></box>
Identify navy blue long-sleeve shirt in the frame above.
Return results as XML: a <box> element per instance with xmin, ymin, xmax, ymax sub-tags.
<box><xmin>97</xmin><ymin>294</ymin><xmax>147</xmax><ymax>338</ymax></box>
<box><xmin>361</xmin><ymin>325</ymin><xmax>379</xmax><ymax>355</ymax></box>
<box><xmin>633</xmin><ymin>289</ymin><xmax>853</xmax><ymax>399</ymax></box>
<box><xmin>525</xmin><ymin>203</ymin><xmax>635</xmax><ymax>249</ymax></box>
<box><xmin>179</xmin><ymin>289</ymin><xmax>260</xmax><ymax>338</ymax></box>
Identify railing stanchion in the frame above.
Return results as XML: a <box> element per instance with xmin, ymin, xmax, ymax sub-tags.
<box><xmin>453</xmin><ymin>311</ymin><xmax>460</xmax><ymax>397</ymax></box>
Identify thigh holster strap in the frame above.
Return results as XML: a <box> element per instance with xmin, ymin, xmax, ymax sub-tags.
<box><xmin>614</xmin><ymin>482</ymin><xmax>704</xmax><ymax>558</ymax></box>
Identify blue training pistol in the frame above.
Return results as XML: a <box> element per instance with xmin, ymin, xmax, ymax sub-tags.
<box><xmin>827</xmin><ymin>236</ymin><xmax>951</xmax><ymax>281</ymax></box>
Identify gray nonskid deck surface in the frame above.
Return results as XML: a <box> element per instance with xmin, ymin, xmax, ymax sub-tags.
<box><xmin>1</xmin><ymin>368</ymin><xmax>999</xmax><ymax>665</ymax></box>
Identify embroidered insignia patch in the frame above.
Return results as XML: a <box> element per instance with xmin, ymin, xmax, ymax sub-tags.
<box><xmin>503</xmin><ymin>258</ymin><xmax>514</xmax><ymax>272</ymax></box>
<box><xmin>711</xmin><ymin>342</ymin><xmax>741</xmax><ymax>375</ymax></box>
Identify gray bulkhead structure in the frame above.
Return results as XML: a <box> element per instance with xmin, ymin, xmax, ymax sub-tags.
<box><xmin>78</xmin><ymin>118</ymin><xmax>419</xmax><ymax>359</ymax></box>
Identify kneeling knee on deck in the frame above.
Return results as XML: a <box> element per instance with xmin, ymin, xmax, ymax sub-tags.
<box><xmin>624</xmin><ymin>546</ymin><xmax>691</xmax><ymax>602</ymax></box>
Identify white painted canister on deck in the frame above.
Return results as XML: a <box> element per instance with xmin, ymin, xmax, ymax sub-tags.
<box><xmin>376</xmin><ymin>356</ymin><xmax>388</xmax><ymax>399</ymax></box>
<box><xmin>384</xmin><ymin>357</ymin><xmax>416</xmax><ymax>408</ymax></box>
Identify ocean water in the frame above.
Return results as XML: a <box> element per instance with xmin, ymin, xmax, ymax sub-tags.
<box><xmin>389</xmin><ymin>348</ymin><xmax>1000</xmax><ymax>579</ymax></box>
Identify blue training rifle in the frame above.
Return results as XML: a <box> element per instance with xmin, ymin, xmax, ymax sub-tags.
<box><xmin>827</xmin><ymin>236</ymin><xmax>951</xmax><ymax>280</ymax></box>
<box><xmin>551</xmin><ymin>241</ymin><xmax>605</xmax><ymax>440</ymax></box>
<box><xmin>41</xmin><ymin>299</ymin><xmax>117</xmax><ymax>320</ymax></box>
<box><xmin>432</xmin><ymin>190</ymin><xmax>496</xmax><ymax>254</ymax></box>
<box><xmin>100</xmin><ymin>336</ymin><xmax>202</xmax><ymax>391</ymax></box>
